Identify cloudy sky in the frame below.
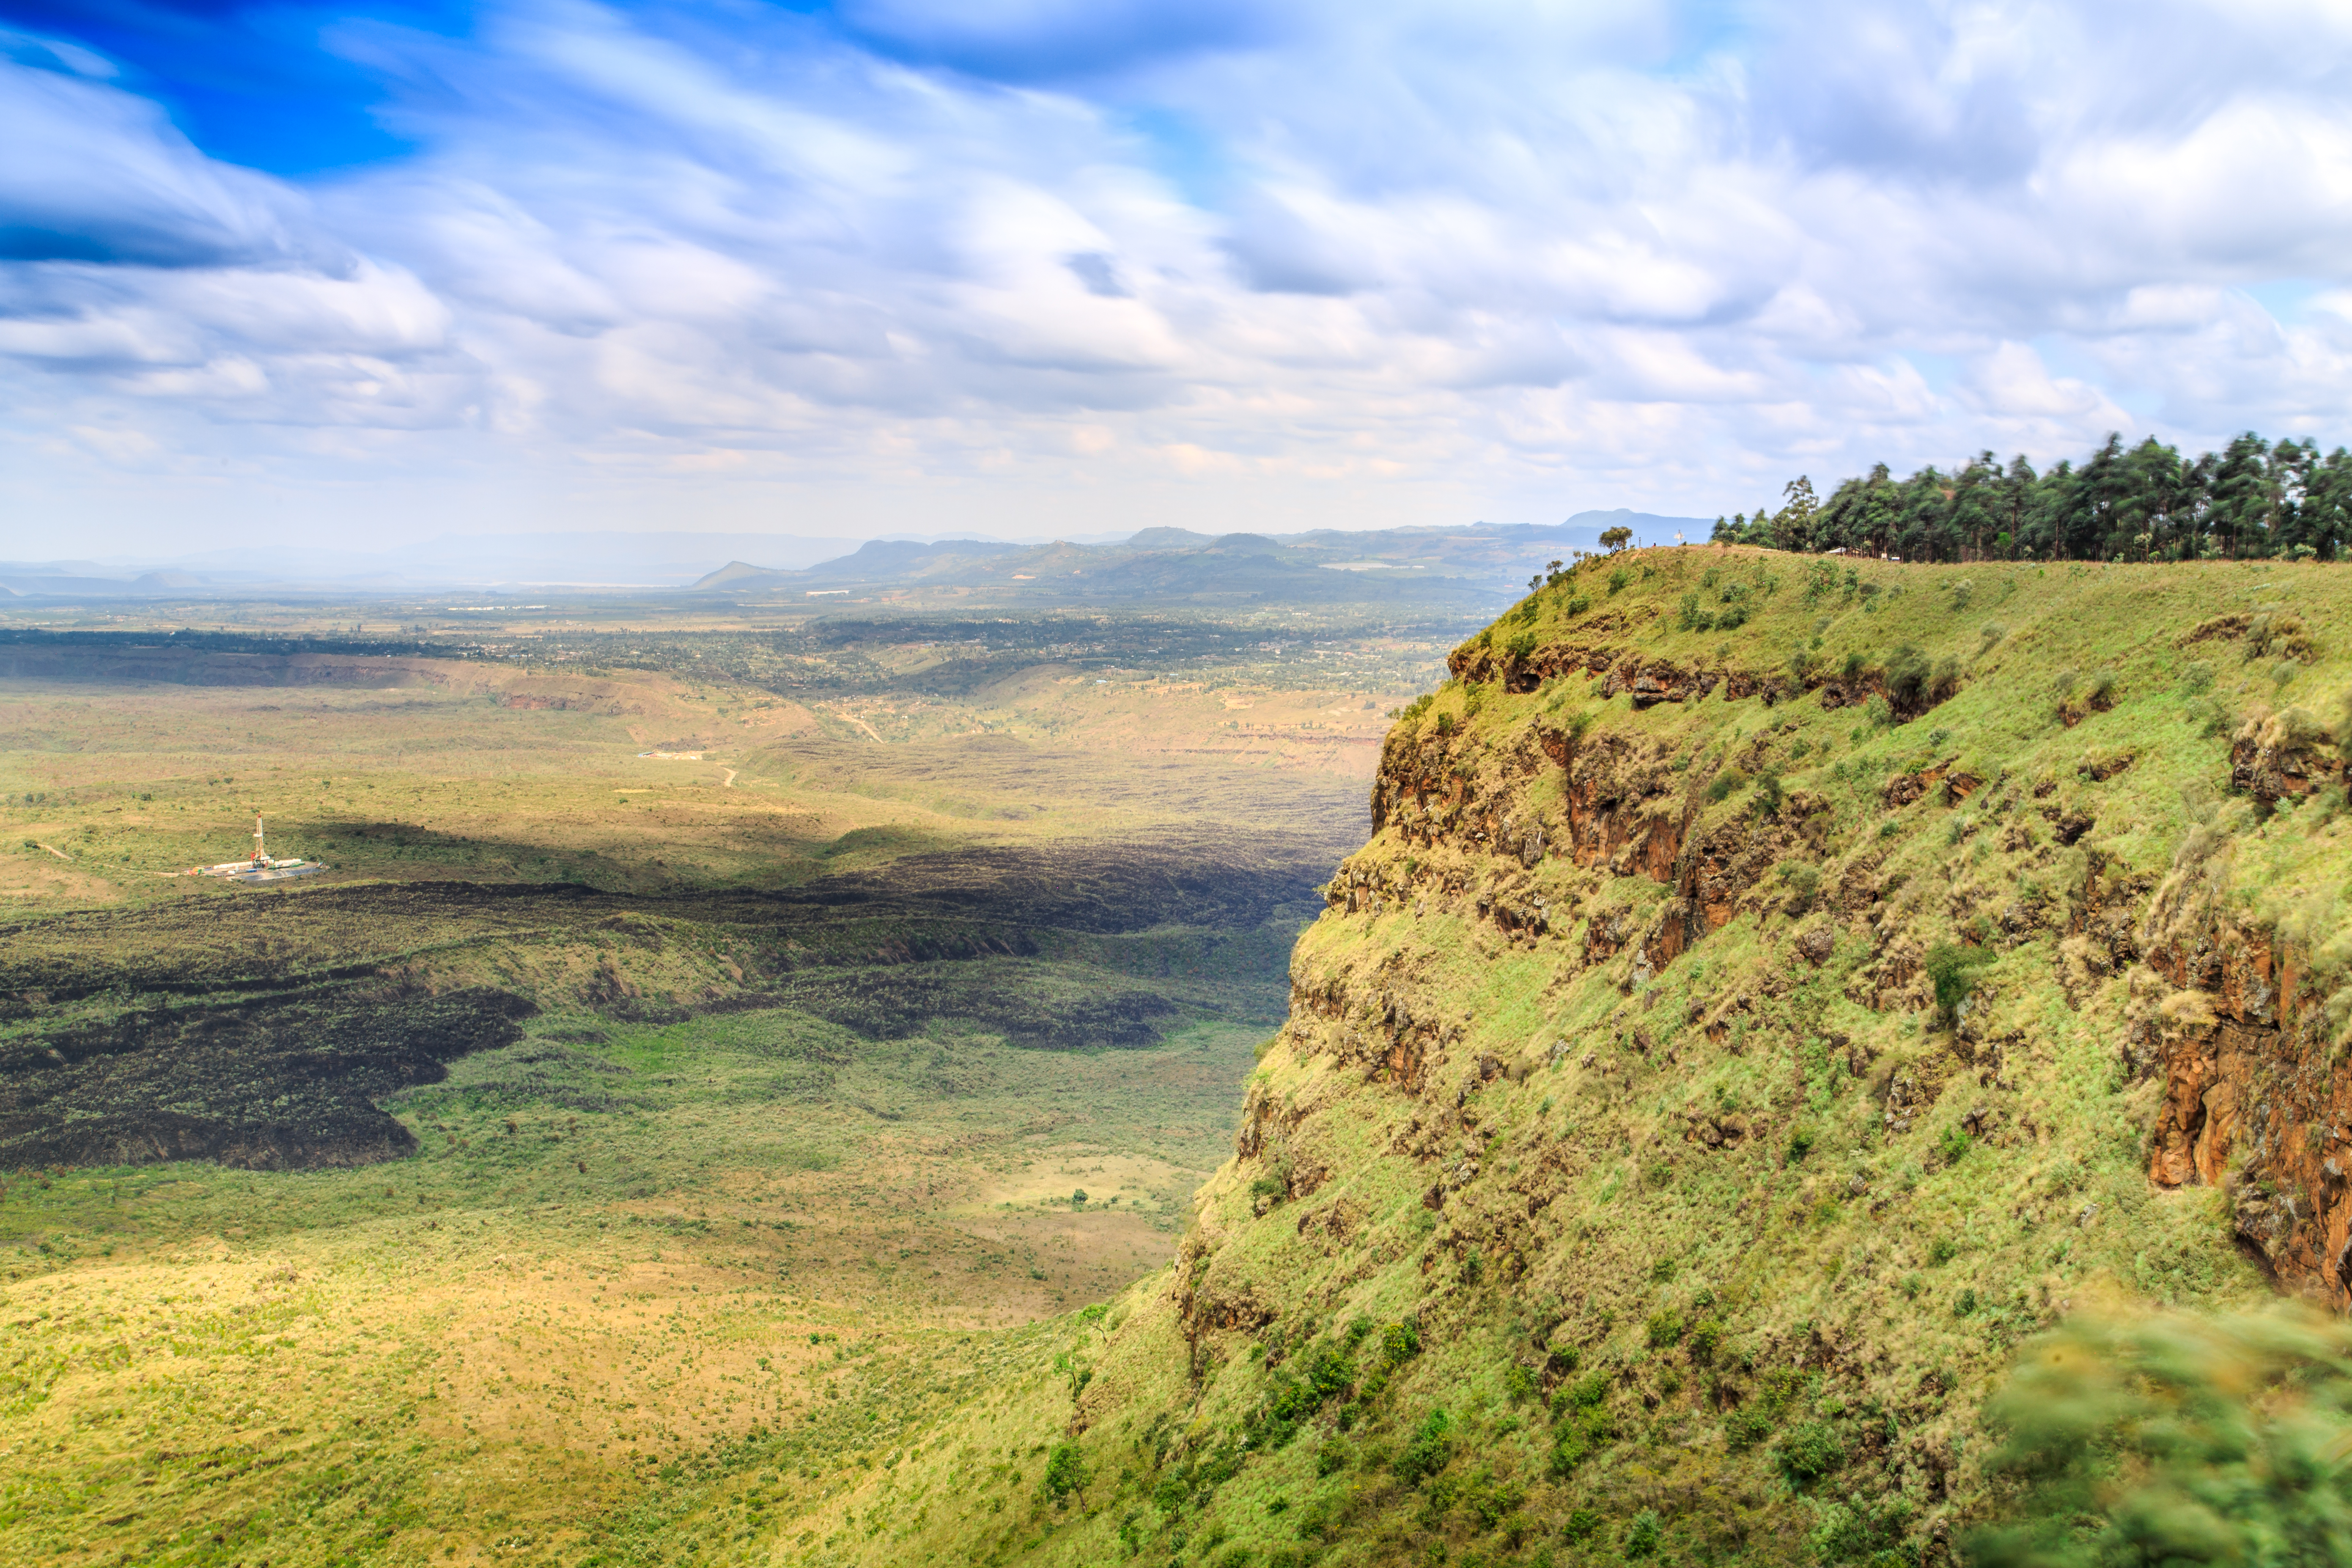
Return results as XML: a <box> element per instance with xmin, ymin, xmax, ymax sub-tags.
<box><xmin>4</xmin><ymin>0</ymin><xmax>2350</xmax><ymax>556</ymax></box>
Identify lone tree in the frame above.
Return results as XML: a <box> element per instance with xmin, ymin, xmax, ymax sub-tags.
<box><xmin>1041</xmin><ymin>1441</ymin><xmax>1089</xmax><ymax>1506</ymax></box>
<box><xmin>1599</xmin><ymin>525</ymin><xmax>1633</xmax><ymax>551</ymax></box>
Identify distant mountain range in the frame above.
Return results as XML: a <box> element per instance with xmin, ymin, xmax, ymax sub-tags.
<box><xmin>0</xmin><ymin>511</ymin><xmax>1707</xmax><ymax>604</ymax></box>
<box><xmin>686</xmin><ymin>512</ymin><xmax>1708</xmax><ymax>608</ymax></box>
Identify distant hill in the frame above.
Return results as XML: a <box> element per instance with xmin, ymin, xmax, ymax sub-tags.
<box><xmin>687</xmin><ymin>560</ymin><xmax>782</xmax><ymax>590</ymax></box>
<box><xmin>689</xmin><ymin>511</ymin><xmax>1712</xmax><ymax>609</ymax></box>
<box><xmin>0</xmin><ymin>513</ymin><xmax>1709</xmax><ymax>602</ymax></box>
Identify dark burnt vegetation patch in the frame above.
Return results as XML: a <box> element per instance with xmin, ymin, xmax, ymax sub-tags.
<box><xmin>758</xmin><ymin>960</ymin><xmax>1180</xmax><ymax>1051</ymax></box>
<box><xmin>0</xmin><ymin>986</ymin><xmax>535</xmax><ymax>1170</ymax></box>
<box><xmin>0</xmin><ymin>834</ymin><xmax>1317</xmax><ymax>1172</ymax></box>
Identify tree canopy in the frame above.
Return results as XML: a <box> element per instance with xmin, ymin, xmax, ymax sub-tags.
<box><xmin>1712</xmin><ymin>433</ymin><xmax>2352</xmax><ymax>563</ymax></box>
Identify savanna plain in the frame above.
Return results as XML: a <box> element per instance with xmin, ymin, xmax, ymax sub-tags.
<box><xmin>0</xmin><ymin>599</ymin><xmax>1446</xmax><ymax>1567</ymax></box>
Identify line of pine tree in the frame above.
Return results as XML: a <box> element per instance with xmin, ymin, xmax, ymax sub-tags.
<box><xmin>1713</xmin><ymin>431</ymin><xmax>2352</xmax><ymax>562</ymax></box>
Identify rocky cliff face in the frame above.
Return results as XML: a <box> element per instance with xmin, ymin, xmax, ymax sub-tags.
<box><xmin>2142</xmin><ymin>891</ymin><xmax>2349</xmax><ymax>1301</ymax></box>
<box><xmin>850</xmin><ymin>549</ymin><xmax>2352</xmax><ymax>1568</ymax></box>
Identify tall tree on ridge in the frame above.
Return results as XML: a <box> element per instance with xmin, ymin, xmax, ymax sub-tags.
<box><xmin>2208</xmin><ymin>431</ymin><xmax>2273</xmax><ymax>558</ymax></box>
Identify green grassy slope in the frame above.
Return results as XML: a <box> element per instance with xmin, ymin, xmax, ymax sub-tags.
<box><xmin>0</xmin><ymin>1001</ymin><xmax>1266</xmax><ymax>1566</ymax></box>
<box><xmin>811</xmin><ymin>550</ymin><xmax>2352</xmax><ymax>1568</ymax></box>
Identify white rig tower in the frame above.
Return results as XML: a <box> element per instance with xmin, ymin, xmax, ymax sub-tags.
<box><xmin>187</xmin><ymin>815</ymin><xmax>326</xmax><ymax>883</ymax></box>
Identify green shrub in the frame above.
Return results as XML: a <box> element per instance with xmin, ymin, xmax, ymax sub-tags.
<box><xmin>1381</xmin><ymin>1321</ymin><xmax>1421</xmax><ymax>1368</ymax></box>
<box><xmin>1625</xmin><ymin>1509</ymin><xmax>1663</xmax><ymax>1557</ymax></box>
<box><xmin>1723</xmin><ymin>1405</ymin><xmax>1773</xmax><ymax>1450</ymax></box>
<box><xmin>1707</xmin><ymin>766</ymin><xmax>1750</xmax><ymax>803</ymax></box>
<box><xmin>1775</xmin><ymin>1420</ymin><xmax>1847</xmax><ymax>1483</ymax></box>
<box><xmin>1925</xmin><ymin>943</ymin><xmax>1994</xmax><ymax>1024</ymax></box>
<box><xmin>1395</xmin><ymin>1409</ymin><xmax>1452</xmax><ymax>1487</ymax></box>
<box><xmin>1645</xmin><ymin>1308</ymin><xmax>1685</xmax><ymax>1349</ymax></box>
<box><xmin>1564</xmin><ymin>593</ymin><xmax>1592</xmax><ymax>618</ymax></box>
<box><xmin>1252</xmin><ymin>1342</ymin><xmax>1356</xmax><ymax>1443</ymax></box>
<box><xmin>1884</xmin><ymin>644</ymin><xmax>1930</xmax><ymax>709</ymax></box>
<box><xmin>1304</xmin><ymin>1345</ymin><xmax>1351</xmax><ymax>1400</ymax></box>
<box><xmin>1812</xmin><ymin>1496</ymin><xmax>1913</xmax><ymax>1563</ymax></box>
<box><xmin>1785</xmin><ymin>1125</ymin><xmax>1816</xmax><ymax>1164</ymax></box>
<box><xmin>1969</xmin><ymin>1309</ymin><xmax>2352</xmax><ymax>1568</ymax></box>
<box><xmin>1504</xmin><ymin>1362</ymin><xmax>1537</xmax><ymax>1401</ymax></box>
<box><xmin>1564</xmin><ymin>1508</ymin><xmax>1603</xmax><ymax>1542</ymax></box>
<box><xmin>1465</xmin><ymin>1475</ymin><xmax>1526</xmax><ymax>1529</ymax></box>
<box><xmin>1686</xmin><ymin>1319</ymin><xmax>1723</xmax><ymax>1363</ymax></box>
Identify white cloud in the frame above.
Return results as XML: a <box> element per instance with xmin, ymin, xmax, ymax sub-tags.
<box><xmin>5</xmin><ymin>0</ymin><xmax>2352</xmax><ymax>553</ymax></box>
<box><xmin>0</xmin><ymin>58</ymin><xmax>321</xmax><ymax>269</ymax></box>
<box><xmin>1963</xmin><ymin>342</ymin><xmax>2125</xmax><ymax>426</ymax></box>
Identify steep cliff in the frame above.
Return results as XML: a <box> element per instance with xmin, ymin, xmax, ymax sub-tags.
<box><xmin>785</xmin><ymin>550</ymin><xmax>2352</xmax><ymax>1567</ymax></box>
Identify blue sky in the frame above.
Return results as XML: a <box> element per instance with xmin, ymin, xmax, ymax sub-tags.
<box><xmin>5</xmin><ymin>0</ymin><xmax>2352</xmax><ymax>555</ymax></box>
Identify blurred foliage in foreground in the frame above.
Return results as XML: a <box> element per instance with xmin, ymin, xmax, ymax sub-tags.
<box><xmin>1972</xmin><ymin>1307</ymin><xmax>2352</xmax><ymax>1567</ymax></box>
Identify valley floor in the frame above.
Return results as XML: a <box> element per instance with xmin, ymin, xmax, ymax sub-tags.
<box><xmin>0</xmin><ymin>610</ymin><xmax>1411</xmax><ymax>1566</ymax></box>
